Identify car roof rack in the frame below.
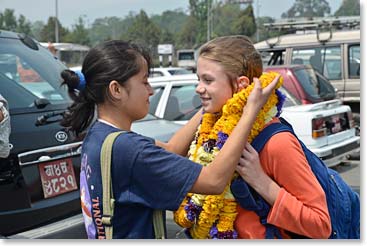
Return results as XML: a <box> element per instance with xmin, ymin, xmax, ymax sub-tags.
<box><xmin>263</xmin><ymin>16</ymin><xmax>360</xmax><ymax>46</ymax></box>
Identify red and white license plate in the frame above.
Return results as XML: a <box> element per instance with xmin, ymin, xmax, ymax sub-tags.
<box><xmin>39</xmin><ymin>158</ymin><xmax>78</xmax><ymax>198</ymax></box>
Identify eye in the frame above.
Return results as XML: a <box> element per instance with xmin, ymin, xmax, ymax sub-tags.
<box><xmin>203</xmin><ymin>77</ymin><xmax>213</xmax><ymax>84</ymax></box>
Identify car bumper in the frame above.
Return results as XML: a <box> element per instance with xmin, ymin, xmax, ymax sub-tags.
<box><xmin>310</xmin><ymin>136</ymin><xmax>360</xmax><ymax>167</ymax></box>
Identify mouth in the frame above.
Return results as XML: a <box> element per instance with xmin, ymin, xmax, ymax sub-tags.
<box><xmin>200</xmin><ymin>97</ymin><xmax>210</xmax><ymax>106</ymax></box>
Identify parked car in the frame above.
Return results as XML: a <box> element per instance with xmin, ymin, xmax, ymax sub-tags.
<box><xmin>264</xmin><ymin>64</ymin><xmax>337</xmax><ymax>105</ymax></box>
<box><xmin>148</xmin><ymin>74</ymin><xmax>360</xmax><ymax>167</ymax></box>
<box><xmin>254</xmin><ymin>20</ymin><xmax>360</xmax><ymax>123</ymax></box>
<box><xmin>149</xmin><ymin>74</ymin><xmax>200</xmax><ymax>125</ymax></box>
<box><xmin>255</xmin><ymin>28</ymin><xmax>360</xmax><ymax>110</ymax></box>
<box><xmin>0</xmin><ymin>30</ymin><xmax>182</xmax><ymax>238</ymax></box>
<box><xmin>149</xmin><ymin>67</ymin><xmax>193</xmax><ymax>78</ymax></box>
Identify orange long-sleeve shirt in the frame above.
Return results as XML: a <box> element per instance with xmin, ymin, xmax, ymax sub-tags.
<box><xmin>234</xmin><ymin>120</ymin><xmax>331</xmax><ymax>239</ymax></box>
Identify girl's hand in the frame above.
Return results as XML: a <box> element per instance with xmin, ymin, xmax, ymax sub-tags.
<box><xmin>236</xmin><ymin>142</ymin><xmax>265</xmax><ymax>187</ymax></box>
<box><xmin>247</xmin><ymin>75</ymin><xmax>280</xmax><ymax>112</ymax></box>
<box><xmin>236</xmin><ymin>142</ymin><xmax>280</xmax><ymax>206</ymax></box>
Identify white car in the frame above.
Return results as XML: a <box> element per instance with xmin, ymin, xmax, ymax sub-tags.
<box><xmin>148</xmin><ymin>74</ymin><xmax>360</xmax><ymax>167</ymax></box>
<box><xmin>149</xmin><ymin>67</ymin><xmax>194</xmax><ymax>77</ymax></box>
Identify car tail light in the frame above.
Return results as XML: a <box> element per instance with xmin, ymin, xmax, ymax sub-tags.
<box><xmin>312</xmin><ymin>117</ymin><xmax>327</xmax><ymax>138</ymax></box>
<box><xmin>347</xmin><ymin>111</ymin><xmax>355</xmax><ymax>128</ymax></box>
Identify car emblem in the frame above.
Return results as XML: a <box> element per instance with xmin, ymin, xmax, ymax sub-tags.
<box><xmin>55</xmin><ymin>131</ymin><xmax>68</xmax><ymax>143</ymax></box>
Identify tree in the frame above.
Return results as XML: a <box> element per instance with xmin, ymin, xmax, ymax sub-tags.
<box><xmin>0</xmin><ymin>9</ymin><xmax>17</xmax><ymax>31</ymax></box>
<box><xmin>187</xmin><ymin>0</ymin><xmax>211</xmax><ymax>45</ymax></box>
<box><xmin>64</xmin><ymin>16</ymin><xmax>90</xmax><ymax>45</ymax></box>
<box><xmin>281</xmin><ymin>0</ymin><xmax>331</xmax><ymax>18</ymax></box>
<box><xmin>211</xmin><ymin>1</ymin><xmax>242</xmax><ymax>37</ymax></box>
<box><xmin>232</xmin><ymin>4</ymin><xmax>257</xmax><ymax>38</ymax></box>
<box><xmin>123</xmin><ymin>10</ymin><xmax>161</xmax><ymax>55</ymax></box>
<box><xmin>334</xmin><ymin>0</ymin><xmax>360</xmax><ymax>16</ymax></box>
<box><xmin>40</xmin><ymin>17</ymin><xmax>69</xmax><ymax>42</ymax></box>
<box><xmin>176</xmin><ymin>15</ymin><xmax>200</xmax><ymax>49</ymax></box>
<box><xmin>151</xmin><ymin>9</ymin><xmax>188</xmax><ymax>35</ymax></box>
<box><xmin>16</xmin><ymin>15</ymin><xmax>32</xmax><ymax>35</ymax></box>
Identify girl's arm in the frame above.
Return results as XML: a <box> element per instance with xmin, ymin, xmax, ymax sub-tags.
<box><xmin>155</xmin><ymin>108</ymin><xmax>203</xmax><ymax>156</ymax></box>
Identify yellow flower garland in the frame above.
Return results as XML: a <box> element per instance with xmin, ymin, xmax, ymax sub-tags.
<box><xmin>173</xmin><ymin>72</ymin><xmax>283</xmax><ymax>239</ymax></box>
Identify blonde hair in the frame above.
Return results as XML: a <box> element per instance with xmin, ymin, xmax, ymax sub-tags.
<box><xmin>198</xmin><ymin>35</ymin><xmax>263</xmax><ymax>83</ymax></box>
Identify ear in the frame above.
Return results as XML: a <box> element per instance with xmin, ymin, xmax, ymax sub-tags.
<box><xmin>108</xmin><ymin>80</ymin><xmax>125</xmax><ymax>100</ymax></box>
<box><xmin>236</xmin><ymin>76</ymin><xmax>250</xmax><ymax>92</ymax></box>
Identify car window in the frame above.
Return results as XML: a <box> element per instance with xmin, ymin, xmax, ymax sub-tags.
<box><xmin>278</xmin><ymin>87</ymin><xmax>300</xmax><ymax>107</ymax></box>
<box><xmin>164</xmin><ymin>84</ymin><xmax>199</xmax><ymax>121</ymax></box>
<box><xmin>260</xmin><ymin>50</ymin><xmax>285</xmax><ymax>66</ymax></box>
<box><xmin>348</xmin><ymin>45</ymin><xmax>360</xmax><ymax>79</ymax></box>
<box><xmin>149</xmin><ymin>71</ymin><xmax>164</xmax><ymax>78</ymax></box>
<box><xmin>0</xmin><ymin>38</ymin><xmax>70</xmax><ymax>109</ymax></box>
<box><xmin>168</xmin><ymin>69</ymin><xmax>193</xmax><ymax>75</ymax></box>
<box><xmin>293</xmin><ymin>67</ymin><xmax>321</xmax><ymax>100</ymax></box>
<box><xmin>149</xmin><ymin>86</ymin><xmax>164</xmax><ymax>115</ymax></box>
<box><xmin>291</xmin><ymin>46</ymin><xmax>342</xmax><ymax>80</ymax></box>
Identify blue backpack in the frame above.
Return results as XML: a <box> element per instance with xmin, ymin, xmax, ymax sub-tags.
<box><xmin>230</xmin><ymin>117</ymin><xmax>360</xmax><ymax>239</ymax></box>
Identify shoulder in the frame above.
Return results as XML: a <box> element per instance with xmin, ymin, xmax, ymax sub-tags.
<box><xmin>114</xmin><ymin>131</ymin><xmax>155</xmax><ymax>151</ymax></box>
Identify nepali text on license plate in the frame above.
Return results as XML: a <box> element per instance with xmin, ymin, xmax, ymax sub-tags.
<box><xmin>39</xmin><ymin>158</ymin><xmax>78</xmax><ymax>198</ymax></box>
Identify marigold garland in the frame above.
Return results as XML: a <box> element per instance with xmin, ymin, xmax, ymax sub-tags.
<box><xmin>173</xmin><ymin>72</ymin><xmax>285</xmax><ymax>239</ymax></box>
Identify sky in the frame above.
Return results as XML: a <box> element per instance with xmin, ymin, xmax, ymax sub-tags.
<box><xmin>0</xmin><ymin>0</ymin><xmax>345</xmax><ymax>28</ymax></box>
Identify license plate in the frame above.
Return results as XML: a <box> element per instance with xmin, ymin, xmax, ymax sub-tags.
<box><xmin>39</xmin><ymin>158</ymin><xmax>78</xmax><ymax>198</ymax></box>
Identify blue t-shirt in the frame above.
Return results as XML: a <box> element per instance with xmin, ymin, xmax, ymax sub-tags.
<box><xmin>80</xmin><ymin>121</ymin><xmax>202</xmax><ymax>239</ymax></box>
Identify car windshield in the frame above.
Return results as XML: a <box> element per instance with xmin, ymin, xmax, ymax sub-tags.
<box><xmin>0</xmin><ymin>36</ymin><xmax>71</xmax><ymax>110</ymax></box>
<box><xmin>293</xmin><ymin>66</ymin><xmax>336</xmax><ymax>101</ymax></box>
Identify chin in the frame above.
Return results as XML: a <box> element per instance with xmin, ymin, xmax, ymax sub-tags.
<box><xmin>204</xmin><ymin>105</ymin><xmax>221</xmax><ymax>114</ymax></box>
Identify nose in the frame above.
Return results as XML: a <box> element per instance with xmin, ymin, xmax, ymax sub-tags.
<box><xmin>195</xmin><ymin>82</ymin><xmax>206</xmax><ymax>94</ymax></box>
<box><xmin>148</xmin><ymin>83</ymin><xmax>154</xmax><ymax>96</ymax></box>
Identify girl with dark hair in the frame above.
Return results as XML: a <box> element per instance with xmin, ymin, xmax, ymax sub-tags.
<box><xmin>60</xmin><ymin>40</ymin><xmax>278</xmax><ymax>239</ymax></box>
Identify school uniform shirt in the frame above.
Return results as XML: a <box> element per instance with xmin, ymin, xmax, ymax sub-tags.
<box><xmin>80</xmin><ymin>121</ymin><xmax>202</xmax><ymax>239</ymax></box>
<box><xmin>234</xmin><ymin>118</ymin><xmax>331</xmax><ymax>239</ymax></box>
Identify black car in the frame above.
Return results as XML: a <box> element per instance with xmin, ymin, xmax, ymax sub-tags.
<box><xmin>0</xmin><ymin>29</ymin><xmax>83</xmax><ymax>237</ymax></box>
<box><xmin>0</xmin><ymin>30</ymin><xmax>183</xmax><ymax>238</ymax></box>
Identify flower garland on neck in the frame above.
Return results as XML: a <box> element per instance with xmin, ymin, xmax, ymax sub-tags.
<box><xmin>173</xmin><ymin>72</ymin><xmax>285</xmax><ymax>239</ymax></box>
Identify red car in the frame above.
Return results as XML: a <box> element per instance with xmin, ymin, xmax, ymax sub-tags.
<box><xmin>264</xmin><ymin>64</ymin><xmax>337</xmax><ymax>105</ymax></box>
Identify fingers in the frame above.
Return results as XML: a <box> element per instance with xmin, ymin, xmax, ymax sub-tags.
<box><xmin>262</xmin><ymin>74</ymin><xmax>280</xmax><ymax>95</ymax></box>
<box><xmin>244</xmin><ymin>142</ymin><xmax>257</xmax><ymax>154</ymax></box>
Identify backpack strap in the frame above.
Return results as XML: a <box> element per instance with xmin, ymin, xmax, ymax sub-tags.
<box><xmin>251</xmin><ymin>119</ymin><xmax>293</xmax><ymax>153</ymax></box>
<box><xmin>153</xmin><ymin>210</ymin><xmax>165</xmax><ymax>239</ymax></box>
<box><xmin>231</xmin><ymin>118</ymin><xmax>294</xmax><ymax>239</ymax></box>
<box><xmin>100</xmin><ymin>131</ymin><xmax>165</xmax><ymax>239</ymax></box>
<box><xmin>100</xmin><ymin>131</ymin><xmax>125</xmax><ymax>239</ymax></box>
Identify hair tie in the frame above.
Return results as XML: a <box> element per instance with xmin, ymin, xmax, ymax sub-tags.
<box><xmin>75</xmin><ymin>70</ymin><xmax>86</xmax><ymax>90</ymax></box>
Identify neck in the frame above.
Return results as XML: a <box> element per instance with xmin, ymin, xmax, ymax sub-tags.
<box><xmin>97</xmin><ymin>104</ymin><xmax>131</xmax><ymax>131</ymax></box>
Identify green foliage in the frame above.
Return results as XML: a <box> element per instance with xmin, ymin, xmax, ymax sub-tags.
<box><xmin>63</xmin><ymin>16</ymin><xmax>90</xmax><ymax>45</ymax></box>
<box><xmin>176</xmin><ymin>15</ymin><xmax>199</xmax><ymax>49</ymax></box>
<box><xmin>2</xmin><ymin>2</ymin><xmax>261</xmax><ymax>60</ymax></box>
<box><xmin>0</xmin><ymin>9</ymin><xmax>32</xmax><ymax>35</ymax></box>
<box><xmin>233</xmin><ymin>5</ymin><xmax>256</xmax><ymax>37</ymax></box>
<box><xmin>123</xmin><ymin>10</ymin><xmax>161</xmax><ymax>55</ymax></box>
<box><xmin>281</xmin><ymin>0</ymin><xmax>331</xmax><ymax>18</ymax></box>
<box><xmin>16</xmin><ymin>15</ymin><xmax>32</xmax><ymax>34</ymax></box>
<box><xmin>334</xmin><ymin>0</ymin><xmax>360</xmax><ymax>16</ymax></box>
<box><xmin>151</xmin><ymin>10</ymin><xmax>188</xmax><ymax>35</ymax></box>
<box><xmin>40</xmin><ymin>17</ymin><xmax>69</xmax><ymax>42</ymax></box>
<box><xmin>0</xmin><ymin>9</ymin><xmax>17</xmax><ymax>30</ymax></box>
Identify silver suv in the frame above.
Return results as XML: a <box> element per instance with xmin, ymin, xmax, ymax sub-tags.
<box><xmin>254</xmin><ymin>17</ymin><xmax>360</xmax><ymax>122</ymax></box>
